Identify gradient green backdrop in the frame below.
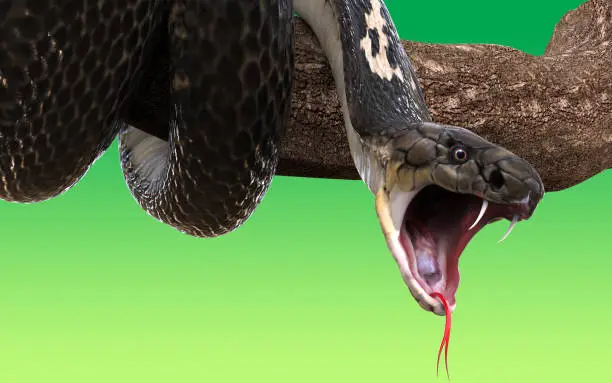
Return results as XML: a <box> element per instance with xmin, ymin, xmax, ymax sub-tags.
<box><xmin>1</xmin><ymin>1</ymin><xmax>609</xmax><ymax>382</ymax></box>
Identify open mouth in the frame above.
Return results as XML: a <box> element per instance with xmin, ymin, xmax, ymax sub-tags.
<box><xmin>376</xmin><ymin>185</ymin><xmax>534</xmax><ymax>316</ymax></box>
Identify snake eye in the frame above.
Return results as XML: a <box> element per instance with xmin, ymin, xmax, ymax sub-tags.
<box><xmin>451</xmin><ymin>145</ymin><xmax>468</xmax><ymax>163</ymax></box>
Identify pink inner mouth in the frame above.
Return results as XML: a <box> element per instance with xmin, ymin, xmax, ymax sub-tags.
<box><xmin>399</xmin><ymin>185</ymin><xmax>531</xmax><ymax>308</ymax></box>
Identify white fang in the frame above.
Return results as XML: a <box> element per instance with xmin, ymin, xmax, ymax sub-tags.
<box><xmin>469</xmin><ymin>199</ymin><xmax>488</xmax><ymax>230</ymax></box>
<box><xmin>498</xmin><ymin>215</ymin><xmax>519</xmax><ymax>243</ymax></box>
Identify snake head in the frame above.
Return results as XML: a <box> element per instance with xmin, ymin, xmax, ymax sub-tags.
<box><xmin>373</xmin><ymin>122</ymin><xmax>544</xmax><ymax>316</ymax></box>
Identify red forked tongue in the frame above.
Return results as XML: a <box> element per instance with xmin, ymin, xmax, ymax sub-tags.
<box><xmin>430</xmin><ymin>292</ymin><xmax>452</xmax><ymax>379</ymax></box>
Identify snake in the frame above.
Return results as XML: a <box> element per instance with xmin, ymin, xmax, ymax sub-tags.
<box><xmin>0</xmin><ymin>0</ymin><xmax>544</xmax><ymax>316</ymax></box>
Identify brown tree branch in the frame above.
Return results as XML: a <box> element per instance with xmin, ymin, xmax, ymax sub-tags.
<box><xmin>278</xmin><ymin>0</ymin><xmax>611</xmax><ymax>192</ymax></box>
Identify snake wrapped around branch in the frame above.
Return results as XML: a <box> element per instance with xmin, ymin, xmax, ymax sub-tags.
<box><xmin>0</xmin><ymin>0</ymin><xmax>544</xmax><ymax>315</ymax></box>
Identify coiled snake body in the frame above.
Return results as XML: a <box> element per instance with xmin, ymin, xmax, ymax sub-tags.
<box><xmin>0</xmin><ymin>0</ymin><xmax>545</xmax><ymax>315</ymax></box>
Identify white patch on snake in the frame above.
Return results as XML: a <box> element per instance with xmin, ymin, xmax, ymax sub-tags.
<box><xmin>120</xmin><ymin>126</ymin><xmax>169</xmax><ymax>185</ymax></box>
<box><xmin>0</xmin><ymin>175</ymin><xmax>10</xmax><ymax>198</ymax></box>
<box><xmin>408</xmin><ymin>75</ymin><xmax>417</xmax><ymax>92</ymax></box>
<box><xmin>9</xmin><ymin>157</ymin><xmax>16</xmax><ymax>174</ymax></box>
<box><xmin>359</xmin><ymin>0</ymin><xmax>404</xmax><ymax>82</ymax></box>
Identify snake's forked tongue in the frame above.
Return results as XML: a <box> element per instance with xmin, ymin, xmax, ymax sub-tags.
<box><xmin>430</xmin><ymin>292</ymin><xmax>452</xmax><ymax>379</ymax></box>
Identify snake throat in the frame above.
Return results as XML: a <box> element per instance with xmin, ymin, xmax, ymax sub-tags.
<box><xmin>377</xmin><ymin>184</ymin><xmax>534</xmax><ymax>315</ymax></box>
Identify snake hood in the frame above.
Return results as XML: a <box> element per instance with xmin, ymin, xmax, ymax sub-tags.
<box><xmin>296</xmin><ymin>0</ymin><xmax>545</xmax><ymax>315</ymax></box>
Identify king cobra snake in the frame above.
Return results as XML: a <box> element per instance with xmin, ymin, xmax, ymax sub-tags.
<box><xmin>0</xmin><ymin>0</ymin><xmax>544</xmax><ymax>315</ymax></box>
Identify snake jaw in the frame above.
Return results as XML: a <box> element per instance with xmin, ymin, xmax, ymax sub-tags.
<box><xmin>376</xmin><ymin>187</ymin><xmax>448</xmax><ymax>315</ymax></box>
<box><xmin>376</xmin><ymin>184</ymin><xmax>537</xmax><ymax>316</ymax></box>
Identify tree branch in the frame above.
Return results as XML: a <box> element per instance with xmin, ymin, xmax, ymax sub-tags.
<box><xmin>278</xmin><ymin>0</ymin><xmax>611</xmax><ymax>192</ymax></box>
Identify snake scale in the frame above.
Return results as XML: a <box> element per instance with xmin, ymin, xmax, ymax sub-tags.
<box><xmin>0</xmin><ymin>0</ymin><xmax>545</xmax><ymax>315</ymax></box>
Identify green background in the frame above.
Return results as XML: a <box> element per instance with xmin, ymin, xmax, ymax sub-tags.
<box><xmin>1</xmin><ymin>0</ymin><xmax>609</xmax><ymax>382</ymax></box>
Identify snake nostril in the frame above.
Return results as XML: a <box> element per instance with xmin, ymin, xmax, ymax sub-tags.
<box><xmin>489</xmin><ymin>169</ymin><xmax>505</xmax><ymax>190</ymax></box>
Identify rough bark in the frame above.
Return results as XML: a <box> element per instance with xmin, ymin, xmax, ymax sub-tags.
<box><xmin>278</xmin><ymin>0</ymin><xmax>611</xmax><ymax>192</ymax></box>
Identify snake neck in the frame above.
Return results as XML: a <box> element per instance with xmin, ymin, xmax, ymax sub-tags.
<box><xmin>294</xmin><ymin>0</ymin><xmax>380</xmax><ymax>193</ymax></box>
<box><xmin>294</xmin><ymin>0</ymin><xmax>430</xmax><ymax>194</ymax></box>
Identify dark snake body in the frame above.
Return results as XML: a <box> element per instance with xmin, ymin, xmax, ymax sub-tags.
<box><xmin>1</xmin><ymin>1</ymin><xmax>294</xmax><ymax>236</ymax></box>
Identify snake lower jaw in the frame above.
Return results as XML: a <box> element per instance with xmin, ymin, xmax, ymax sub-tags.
<box><xmin>375</xmin><ymin>187</ymin><xmax>449</xmax><ymax>316</ymax></box>
<box><xmin>375</xmin><ymin>184</ymin><xmax>538</xmax><ymax>316</ymax></box>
